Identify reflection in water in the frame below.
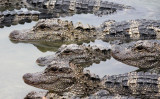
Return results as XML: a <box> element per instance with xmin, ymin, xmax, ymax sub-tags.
<box><xmin>18</xmin><ymin>40</ymin><xmax>91</xmax><ymax>52</ymax></box>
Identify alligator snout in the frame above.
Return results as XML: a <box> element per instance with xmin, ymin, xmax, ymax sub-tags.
<box><xmin>23</xmin><ymin>73</ymin><xmax>32</xmax><ymax>79</ymax></box>
<box><xmin>9</xmin><ymin>30</ymin><xmax>20</xmax><ymax>40</ymax></box>
<box><xmin>36</xmin><ymin>57</ymin><xmax>48</xmax><ymax>66</ymax></box>
<box><xmin>23</xmin><ymin>73</ymin><xmax>33</xmax><ymax>85</ymax></box>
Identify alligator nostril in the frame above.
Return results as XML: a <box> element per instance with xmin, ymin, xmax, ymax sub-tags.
<box><xmin>9</xmin><ymin>30</ymin><xmax>20</xmax><ymax>39</ymax></box>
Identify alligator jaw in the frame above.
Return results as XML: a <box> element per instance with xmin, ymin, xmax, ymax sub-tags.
<box><xmin>23</xmin><ymin>70</ymin><xmax>75</xmax><ymax>92</ymax></box>
<box><xmin>9</xmin><ymin>30</ymin><xmax>21</xmax><ymax>41</ymax></box>
<box><xmin>111</xmin><ymin>40</ymin><xmax>160</xmax><ymax>69</ymax></box>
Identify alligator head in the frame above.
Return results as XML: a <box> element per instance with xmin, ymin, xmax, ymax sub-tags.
<box><xmin>23</xmin><ymin>44</ymin><xmax>110</xmax><ymax>96</ymax></box>
<box><xmin>23</xmin><ymin>62</ymin><xmax>101</xmax><ymax>96</ymax></box>
<box><xmin>111</xmin><ymin>40</ymin><xmax>160</xmax><ymax>69</ymax></box>
<box><xmin>36</xmin><ymin>44</ymin><xmax>111</xmax><ymax>67</ymax></box>
<box><xmin>23</xmin><ymin>65</ymin><xmax>76</xmax><ymax>93</ymax></box>
<box><xmin>9</xmin><ymin>18</ymin><xmax>97</xmax><ymax>42</ymax></box>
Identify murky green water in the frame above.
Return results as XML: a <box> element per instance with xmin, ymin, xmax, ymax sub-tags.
<box><xmin>0</xmin><ymin>0</ymin><xmax>160</xmax><ymax>99</ymax></box>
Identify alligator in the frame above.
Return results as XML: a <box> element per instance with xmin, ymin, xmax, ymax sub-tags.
<box><xmin>0</xmin><ymin>0</ymin><xmax>27</xmax><ymax>11</ymax></box>
<box><xmin>111</xmin><ymin>40</ymin><xmax>160</xmax><ymax>69</ymax></box>
<box><xmin>23</xmin><ymin>44</ymin><xmax>111</xmax><ymax>97</ymax></box>
<box><xmin>35</xmin><ymin>44</ymin><xmax>111</xmax><ymax>66</ymax></box>
<box><xmin>101</xmin><ymin>71</ymin><xmax>160</xmax><ymax>99</ymax></box>
<box><xmin>26</xmin><ymin>0</ymin><xmax>132</xmax><ymax>16</ymax></box>
<box><xmin>23</xmin><ymin>44</ymin><xmax>160</xmax><ymax>98</ymax></box>
<box><xmin>0</xmin><ymin>8</ymin><xmax>41</xmax><ymax>28</ymax></box>
<box><xmin>9</xmin><ymin>18</ymin><xmax>160</xmax><ymax>43</ymax></box>
<box><xmin>24</xmin><ymin>70</ymin><xmax>160</xmax><ymax>99</ymax></box>
<box><xmin>0</xmin><ymin>0</ymin><xmax>132</xmax><ymax>28</ymax></box>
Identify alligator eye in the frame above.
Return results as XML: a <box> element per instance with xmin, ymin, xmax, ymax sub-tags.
<box><xmin>135</xmin><ymin>46</ymin><xmax>148</xmax><ymax>52</ymax></box>
<box><xmin>59</xmin><ymin>68</ymin><xmax>72</xmax><ymax>73</ymax></box>
<box><xmin>136</xmin><ymin>46</ymin><xmax>144</xmax><ymax>50</ymax></box>
<box><xmin>63</xmin><ymin>50</ymin><xmax>73</xmax><ymax>54</ymax></box>
<box><xmin>50</xmin><ymin>67</ymin><xmax>58</xmax><ymax>72</ymax></box>
<box><xmin>38</xmin><ymin>24</ymin><xmax>50</xmax><ymax>30</ymax></box>
<box><xmin>59</xmin><ymin>68</ymin><xmax>63</xmax><ymax>72</ymax></box>
<box><xmin>39</xmin><ymin>25</ymin><xmax>46</xmax><ymax>29</ymax></box>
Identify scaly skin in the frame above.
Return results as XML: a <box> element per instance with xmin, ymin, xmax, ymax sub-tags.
<box><xmin>26</xmin><ymin>0</ymin><xmax>132</xmax><ymax>15</ymax></box>
<box><xmin>0</xmin><ymin>0</ymin><xmax>27</xmax><ymax>11</ymax></box>
<box><xmin>23</xmin><ymin>44</ymin><xmax>110</xmax><ymax>97</ymax></box>
<box><xmin>9</xmin><ymin>18</ymin><xmax>98</xmax><ymax>42</ymax></box>
<box><xmin>111</xmin><ymin>40</ymin><xmax>160</xmax><ymax>69</ymax></box>
<box><xmin>0</xmin><ymin>8</ymin><xmax>41</xmax><ymax>28</ymax></box>
<box><xmin>23</xmin><ymin>44</ymin><xmax>160</xmax><ymax>98</ymax></box>
<box><xmin>25</xmin><ymin>90</ymin><xmax>136</xmax><ymax>99</ymax></box>
<box><xmin>0</xmin><ymin>0</ymin><xmax>133</xmax><ymax>29</ymax></box>
<box><xmin>9</xmin><ymin>19</ymin><xmax>160</xmax><ymax>43</ymax></box>
<box><xmin>36</xmin><ymin>44</ymin><xmax>111</xmax><ymax>67</ymax></box>
<box><xmin>24</xmin><ymin>70</ymin><xmax>160</xmax><ymax>99</ymax></box>
<box><xmin>102</xmin><ymin>71</ymin><xmax>160</xmax><ymax>99</ymax></box>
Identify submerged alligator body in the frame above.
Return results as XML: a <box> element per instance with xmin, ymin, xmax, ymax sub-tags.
<box><xmin>112</xmin><ymin>40</ymin><xmax>160</xmax><ymax>69</ymax></box>
<box><xmin>9</xmin><ymin>19</ymin><xmax>160</xmax><ymax>42</ymax></box>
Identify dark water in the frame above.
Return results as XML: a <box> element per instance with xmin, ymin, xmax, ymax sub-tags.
<box><xmin>0</xmin><ymin>0</ymin><xmax>160</xmax><ymax>99</ymax></box>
